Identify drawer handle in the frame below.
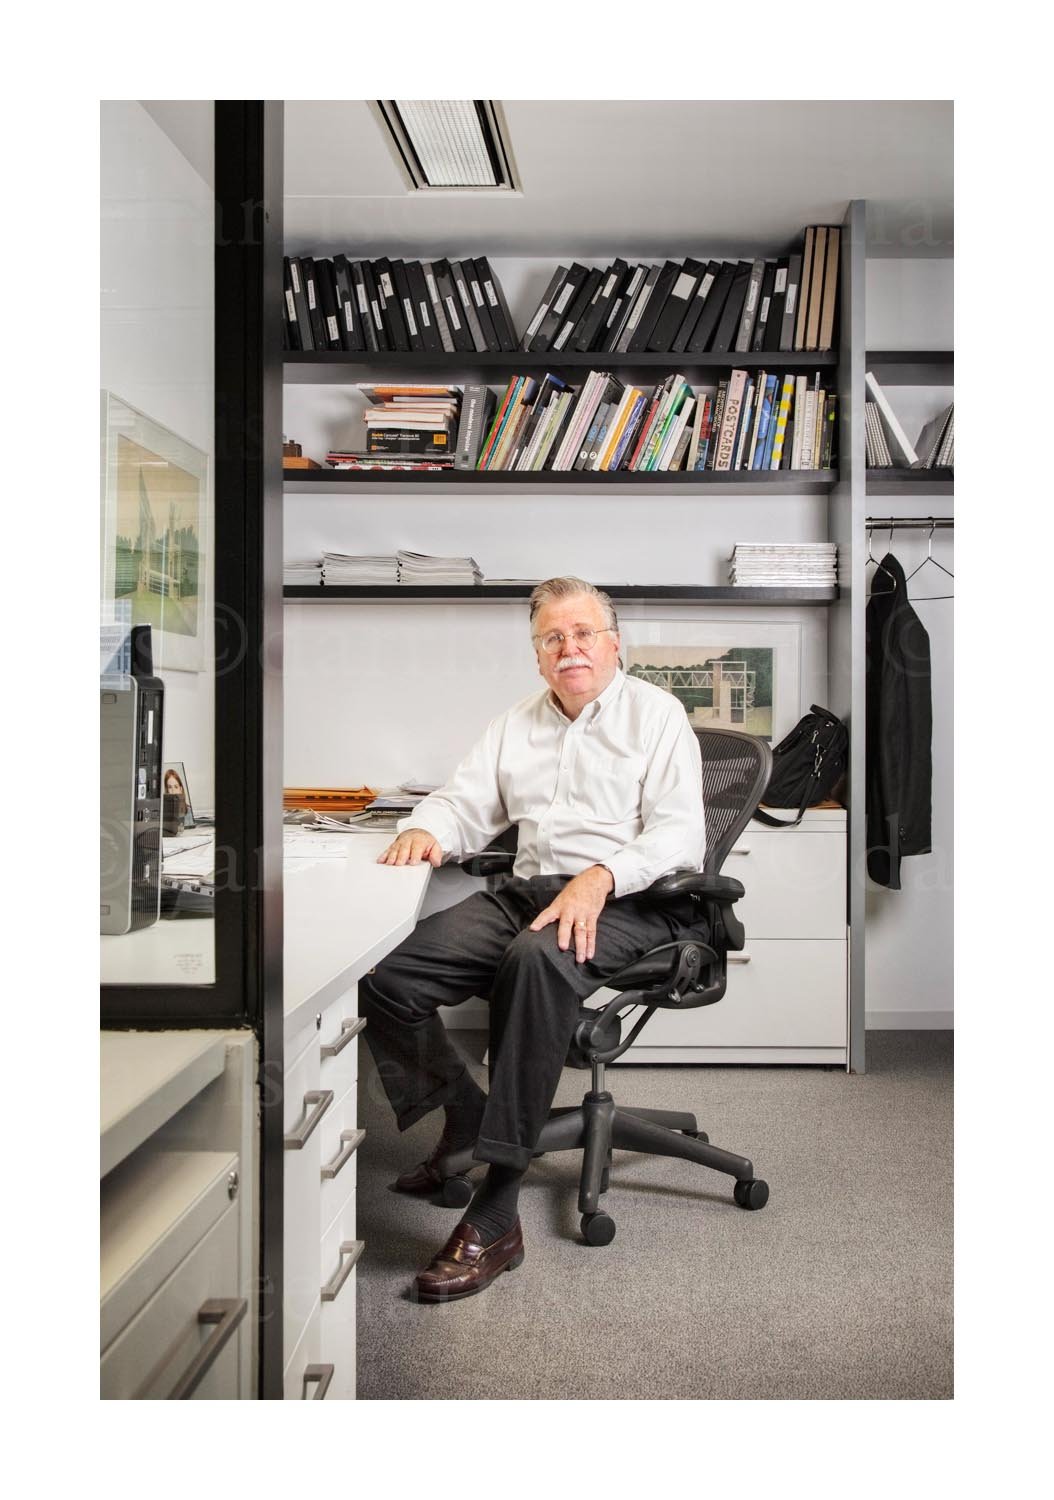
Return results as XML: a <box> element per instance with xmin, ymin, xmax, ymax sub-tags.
<box><xmin>321</xmin><ymin>1240</ymin><xmax>364</xmax><ymax>1302</ymax></box>
<box><xmin>284</xmin><ymin>1090</ymin><xmax>334</xmax><ymax>1150</ymax></box>
<box><xmin>728</xmin><ymin>953</ymin><xmax>752</xmax><ymax>964</ymax></box>
<box><xmin>728</xmin><ymin>847</ymin><xmax>751</xmax><ymax>856</ymax></box>
<box><xmin>302</xmin><ymin>1364</ymin><xmax>334</xmax><ymax>1400</ymax></box>
<box><xmin>164</xmin><ymin>1298</ymin><xmax>247</xmax><ymax>1400</ymax></box>
<box><xmin>322</xmin><ymin>1128</ymin><xmax>365</xmax><ymax>1180</ymax></box>
<box><xmin>321</xmin><ymin>1016</ymin><xmax>366</xmax><ymax>1060</ymax></box>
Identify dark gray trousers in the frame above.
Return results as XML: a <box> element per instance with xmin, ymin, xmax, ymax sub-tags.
<box><xmin>359</xmin><ymin>875</ymin><xmax>698</xmax><ymax>1171</ymax></box>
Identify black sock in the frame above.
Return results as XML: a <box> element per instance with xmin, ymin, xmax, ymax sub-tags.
<box><xmin>465</xmin><ymin>1164</ymin><xmax>526</xmax><ymax>1245</ymax></box>
<box><xmin>440</xmin><ymin>1071</ymin><xmax>486</xmax><ymax>1150</ymax></box>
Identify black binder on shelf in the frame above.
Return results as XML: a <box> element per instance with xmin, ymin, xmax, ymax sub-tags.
<box><xmin>433</xmin><ymin>259</ymin><xmax>473</xmax><ymax>353</ymax></box>
<box><xmin>350</xmin><ymin>261</ymin><xmax>378</xmax><ymax>353</ymax></box>
<box><xmin>389</xmin><ymin>259</ymin><xmax>423</xmax><ymax>352</ymax></box>
<box><xmin>359</xmin><ymin>260</ymin><xmax>391</xmax><ymax>351</ymax></box>
<box><xmin>451</xmin><ymin>260</ymin><xmax>489</xmax><ymax>353</ymax></box>
<box><xmin>575</xmin><ymin>259</ymin><xmax>629</xmax><ymax>352</ymax></box>
<box><xmin>373</xmin><ymin>258</ymin><xmax>409</xmax><ymax>352</ymax></box>
<box><xmin>474</xmin><ymin>256</ymin><xmax>518</xmax><ymax>351</ymax></box>
<box><xmin>686</xmin><ymin>261</ymin><xmax>736</xmax><ymax>353</ymax></box>
<box><xmin>672</xmin><ymin>259</ymin><xmax>721</xmax><ymax>353</ymax></box>
<box><xmin>734</xmin><ymin>258</ymin><xmax>766</xmax><ymax>353</ymax></box>
<box><xmin>463</xmin><ymin>259</ymin><xmax>501</xmax><ymax>352</ymax></box>
<box><xmin>615</xmin><ymin>264</ymin><xmax>660</xmax><ymax>353</ymax></box>
<box><xmin>422</xmin><ymin>262</ymin><xmax>454</xmax><ymax>352</ymax></box>
<box><xmin>405</xmin><ymin>260</ymin><xmax>442</xmax><ymax>352</ymax></box>
<box><xmin>628</xmin><ymin>260</ymin><xmax>680</xmax><ymax>353</ymax></box>
<box><xmin>530</xmin><ymin>263</ymin><xmax>585</xmax><ymax>351</ymax></box>
<box><xmin>779</xmin><ymin>252</ymin><xmax>803</xmax><ymax>351</ymax></box>
<box><xmin>300</xmin><ymin>257</ymin><xmax>328</xmax><ymax>352</ymax></box>
<box><xmin>314</xmin><ymin>258</ymin><xmax>344</xmax><ymax>351</ymax></box>
<box><xmin>521</xmin><ymin>265</ymin><xmax>569</xmax><ymax>351</ymax></box>
<box><xmin>648</xmin><ymin>257</ymin><xmax>705</xmax><ymax>352</ymax></box>
<box><xmin>332</xmin><ymin>255</ymin><xmax>365</xmax><ymax>353</ymax></box>
<box><xmin>710</xmin><ymin>260</ymin><xmax>753</xmax><ymax>354</ymax></box>
<box><xmin>282</xmin><ymin>258</ymin><xmax>302</xmax><ymax>351</ymax></box>
<box><xmin>552</xmin><ymin>267</ymin><xmax>602</xmax><ymax>352</ymax></box>
<box><xmin>762</xmin><ymin>258</ymin><xmax>790</xmax><ymax>353</ymax></box>
<box><xmin>599</xmin><ymin>263</ymin><xmax>646</xmax><ymax>353</ymax></box>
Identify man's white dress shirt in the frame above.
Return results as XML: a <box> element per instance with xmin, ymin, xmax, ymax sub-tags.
<box><xmin>399</xmin><ymin>671</ymin><xmax>706</xmax><ymax>897</ymax></box>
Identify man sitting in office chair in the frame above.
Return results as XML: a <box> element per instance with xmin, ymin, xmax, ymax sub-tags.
<box><xmin>361</xmin><ymin>575</ymin><xmax>706</xmax><ymax>1303</ymax></box>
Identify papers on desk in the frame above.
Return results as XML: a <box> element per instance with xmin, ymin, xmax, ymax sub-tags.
<box><xmin>284</xmin><ymin>827</ymin><xmax>381</xmax><ymax>858</ymax></box>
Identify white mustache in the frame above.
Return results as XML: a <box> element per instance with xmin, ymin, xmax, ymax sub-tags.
<box><xmin>556</xmin><ymin>655</ymin><xmax>591</xmax><ymax>672</ymax></box>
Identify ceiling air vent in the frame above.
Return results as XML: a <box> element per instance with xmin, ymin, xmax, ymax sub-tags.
<box><xmin>375</xmin><ymin>100</ymin><xmax>518</xmax><ymax>191</ymax></box>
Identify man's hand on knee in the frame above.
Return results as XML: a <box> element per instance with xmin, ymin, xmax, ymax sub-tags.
<box><xmin>529</xmin><ymin>865</ymin><xmax>615</xmax><ymax>963</ymax></box>
<box><xmin>378</xmin><ymin>828</ymin><xmax>444</xmax><ymax>867</ymax></box>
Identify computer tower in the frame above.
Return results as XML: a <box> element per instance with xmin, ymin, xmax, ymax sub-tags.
<box><xmin>100</xmin><ymin>626</ymin><xmax>165</xmax><ymax>935</ymax></box>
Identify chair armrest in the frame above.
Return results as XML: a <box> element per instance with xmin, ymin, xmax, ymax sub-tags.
<box><xmin>459</xmin><ymin>851</ymin><xmax>516</xmax><ymax>878</ymax></box>
<box><xmin>645</xmin><ymin>870</ymin><xmax>745</xmax><ymax>904</ymax></box>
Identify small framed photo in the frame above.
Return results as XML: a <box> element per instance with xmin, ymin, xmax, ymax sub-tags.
<box><xmin>621</xmin><ymin>620</ymin><xmax>803</xmax><ymax>743</ymax></box>
<box><xmin>163</xmin><ymin>762</ymin><xmax>195</xmax><ymax>829</ymax></box>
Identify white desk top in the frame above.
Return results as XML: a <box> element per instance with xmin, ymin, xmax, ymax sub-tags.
<box><xmin>283</xmin><ymin>832</ymin><xmax>430</xmax><ymax>1041</ymax></box>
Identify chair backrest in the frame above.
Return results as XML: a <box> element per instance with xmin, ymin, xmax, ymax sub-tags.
<box><xmin>693</xmin><ymin>728</ymin><xmax>773</xmax><ymax>877</ymax></box>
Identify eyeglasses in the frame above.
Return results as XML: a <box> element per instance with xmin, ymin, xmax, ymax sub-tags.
<box><xmin>534</xmin><ymin>626</ymin><xmax>616</xmax><ymax>655</ymax></box>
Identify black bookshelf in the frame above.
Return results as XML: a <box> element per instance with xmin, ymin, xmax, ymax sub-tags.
<box><xmin>284</xmin><ymin>467</ymin><xmax>837</xmax><ymax>492</ymax></box>
<box><xmin>284</xmin><ymin>350</ymin><xmax>839</xmax><ymax>384</ymax></box>
<box><xmin>283</xmin><ymin>584</ymin><xmax>838</xmax><ymax>605</ymax></box>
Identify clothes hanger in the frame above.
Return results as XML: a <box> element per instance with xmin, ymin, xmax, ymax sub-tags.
<box><xmin>863</xmin><ymin>516</ymin><xmax>899</xmax><ymax>585</ymax></box>
<box><xmin>905</xmin><ymin>519</ymin><xmax>954</xmax><ymax>601</ymax></box>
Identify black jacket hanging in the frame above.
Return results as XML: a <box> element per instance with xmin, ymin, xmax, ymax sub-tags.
<box><xmin>865</xmin><ymin>552</ymin><xmax>933</xmax><ymax>889</ymax></box>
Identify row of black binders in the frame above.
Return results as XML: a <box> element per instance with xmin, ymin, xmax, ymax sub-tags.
<box><xmin>519</xmin><ymin>226</ymin><xmax>840</xmax><ymax>357</ymax></box>
<box><xmin>283</xmin><ymin>255</ymin><xmax>517</xmax><ymax>355</ymax></box>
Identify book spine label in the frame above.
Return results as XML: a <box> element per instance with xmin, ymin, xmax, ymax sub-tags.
<box><xmin>715</xmin><ymin>372</ymin><xmax>748</xmax><ymax>470</ymax></box>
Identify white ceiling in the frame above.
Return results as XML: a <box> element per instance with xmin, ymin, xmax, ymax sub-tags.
<box><xmin>283</xmin><ymin>100</ymin><xmax>953</xmax><ymax>259</ymax></box>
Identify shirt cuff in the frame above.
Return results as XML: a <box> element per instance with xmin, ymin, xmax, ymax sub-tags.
<box><xmin>599</xmin><ymin>850</ymin><xmax>645</xmax><ymax>899</ymax></box>
<box><xmin>396</xmin><ymin>808</ymin><xmax>457</xmax><ymax>859</ymax></box>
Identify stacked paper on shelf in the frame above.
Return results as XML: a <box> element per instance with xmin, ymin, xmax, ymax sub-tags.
<box><xmin>397</xmin><ymin>550</ymin><xmax>483</xmax><ymax>585</ymax></box>
<box><xmin>283</xmin><ymin>559</ymin><xmax>323</xmax><ymax>586</ymax></box>
<box><xmin>730</xmin><ymin>542</ymin><xmax>838</xmax><ymax>587</ymax></box>
<box><xmin>322</xmin><ymin>552</ymin><xmax>399</xmax><ymax>584</ymax></box>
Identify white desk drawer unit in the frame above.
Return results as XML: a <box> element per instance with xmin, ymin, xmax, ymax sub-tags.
<box><xmin>625</xmin><ymin>811</ymin><xmax>849</xmax><ymax>1065</ymax></box>
<box><xmin>284</xmin><ymin>985</ymin><xmax>365</xmax><ymax>1398</ymax></box>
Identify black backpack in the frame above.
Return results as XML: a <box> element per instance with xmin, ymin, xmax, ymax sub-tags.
<box><xmin>752</xmin><ymin>705</ymin><xmax>848</xmax><ymax>827</ymax></box>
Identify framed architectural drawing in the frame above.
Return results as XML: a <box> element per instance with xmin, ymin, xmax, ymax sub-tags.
<box><xmin>101</xmin><ymin>392</ymin><xmax>209</xmax><ymax>672</ymax></box>
<box><xmin>620</xmin><ymin>620</ymin><xmax>803</xmax><ymax>743</ymax></box>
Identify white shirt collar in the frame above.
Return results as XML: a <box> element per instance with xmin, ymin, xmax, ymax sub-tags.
<box><xmin>547</xmin><ymin>668</ymin><xmax>626</xmax><ymax>725</ymax></box>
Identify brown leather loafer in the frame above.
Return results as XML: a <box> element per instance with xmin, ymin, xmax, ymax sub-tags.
<box><xmin>392</xmin><ymin>1132</ymin><xmax>466</xmax><ymax>1193</ymax></box>
<box><xmin>413</xmin><ymin>1219</ymin><xmax>524</xmax><ymax>1303</ymax></box>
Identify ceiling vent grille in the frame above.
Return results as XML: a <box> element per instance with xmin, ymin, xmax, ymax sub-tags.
<box><xmin>375</xmin><ymin>100</ymin><xmax>518</xmax><ymax>191</ymax></box>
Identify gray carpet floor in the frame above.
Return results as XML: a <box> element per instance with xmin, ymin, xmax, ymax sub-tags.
<box><xmin>356</xmin><ymin>1031</ymin><xmax>952</xmax><ymax>1400</ymax></box>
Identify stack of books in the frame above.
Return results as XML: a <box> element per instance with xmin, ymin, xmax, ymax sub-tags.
<box><xmin>283</xmin><ymin>254</ymin><xmax>516</xmax><ymax>354</ymax></box>
<box><xmin>322</xmin><ymin>552</ymin><xmax>399</xmax><ymax>585</ymax></box>
<box><xmin>397</xmin><ymin>550</ymin><xmax>483</xmax><ymax>586</ymax></box>
<box><xmin>729</xmin><ymin>543</ymin><xmax>838</xmax><ymax>588</ymax></box>
<box><xmin>462</xmin><ymin>367</ymin><xmax>835</xmax><ymax>473</ymax></box>
<box><xmin>362</xmin><ymin>384</ymin><xmax>460</xmax><ymax>458</ymax></box>
<box><xmin>864</xmin><ymin>403</ymin><xmax>895</xmax><ymax>468</ymax></box>
<box><xmin>912</xmin><ymin>404</ymin><xmax>954</xmax><ymax>469</ymax></box>
<box><xmin>284</xmin><ymin>559</ymin><xmax>323</xmax><ymax>586</ymax></box>
<box><xmin>325</xmin><ymin>451</ymin><xmax>453</xmax><ymax>472</ymax></box>
<box><xmin>519</xmin><ymin>227</ymin><xmax>840</xmax><ymax>357</ymax></box>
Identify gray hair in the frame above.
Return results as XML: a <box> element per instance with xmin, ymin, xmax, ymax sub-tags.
<box><xmin>527</xmin><ymin>576</ymin><xmax>619</xmax><ymax>634</ymax></box>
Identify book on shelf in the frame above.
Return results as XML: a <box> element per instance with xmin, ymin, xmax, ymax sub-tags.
<box><xmin>729</xmin><ymin>542</ymin><xmax>837</xmax><ymax>588</ymax></box>
<box><xmin>865</xmin><ymin>370</ymin><xmax>918</xmax><ymax>465</ymax></box>
<box><xmin>912</xmin><ymin>403</ymin><xmax>954</xmax><ymax>469</ymax></box>
<box><xmin>455</xmin><ymin>384</ymin><xmax>498</xmax><ymax>469</ymax></box>
<box><xmin>451</xmin><ymin>260</ymin><xmax>488</xmax><ymax>353</ymax></box>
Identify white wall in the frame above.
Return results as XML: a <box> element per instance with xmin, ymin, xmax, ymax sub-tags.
<box><xmin>864</xmin><ymin>259</ymin><xmax>954</xmax><ymax>1027</ymax></box>
<box><xmin>101</xmin><ymin>101</ymin><xmax>215</xmax><ymax>809</ymax></box>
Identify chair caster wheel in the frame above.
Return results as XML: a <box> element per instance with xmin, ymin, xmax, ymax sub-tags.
<box><xmin>684</xmin><ymin>1129</ymin><xmax>709</xmax><ymax>1143</ymax></box>
<box><xmin>441</xmin><ymin>1175</ymin><xmax>474</xmax><ymax>1208</ymax></box>
<box><xmin>581</xmin><ymin>1212</ymin><xmax>616</xmax><ymax>1246</ymax></box>
<box><xmin>733</xmin><ymin>1178</ymin><xmax>769</xmax><ymax>1210</ymax></box>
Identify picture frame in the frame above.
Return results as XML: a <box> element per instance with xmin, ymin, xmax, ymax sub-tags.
<box><xmin>620</xmin><ymin>619</ymin><xmax>803</xmax><ymax>743</ymax></box>
<box><xmin>101</xmin><ymin>392</ymin><xmax>209</xmax><ymax>673</ymax></box>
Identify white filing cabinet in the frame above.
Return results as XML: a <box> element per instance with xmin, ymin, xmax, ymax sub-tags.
<box><xmin>623</xmin><ymin>808</ymin><xmax>848</xmax><ymax>1065</ymax></box>
<box><xmin>283</xmin><ymin>988</ymin><xmax>364</xmax><ymax>1400</ymax></box>
<box><xmin>100</xmin><ymin>1032</ymin><xmax>257</xmax><ymax>1398</ymax></box>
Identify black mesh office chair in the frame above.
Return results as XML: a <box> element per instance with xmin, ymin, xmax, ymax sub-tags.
<box><xmin>440</xmin><ymin>726</ymin><xmax>773</xmax><ymax>1246</ymax></box>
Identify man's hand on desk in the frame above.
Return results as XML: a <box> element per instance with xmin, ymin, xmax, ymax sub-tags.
<box><xmin>377</xmin><ymin>828</ymin><xmax>444</xmax><ymax>868</ymax></box>
<box><xmin>529</xmin><ymin>864</ymin><xmax>615</xmax><ymax>964</ymax></box>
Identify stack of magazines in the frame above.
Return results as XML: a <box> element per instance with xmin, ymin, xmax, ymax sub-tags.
<box><xmin>325</xmin><ymin>450</ymin><xmax>453</xmax><ymax>472</ymax></box>
<box><xmin>730</xmin><ymin>543</ymin><xmax>838</xmax><ymax>588</ymax></box>
<box><xmin>284</xmin><ymin>559</ymin><xmax>323</xmax><ymax>585</ymax></box>
<box><xmin>322</xmin><ymin>552</ymin><xmax>399</xmax><ymax>585</ymax></box>
<box><xmin>397</xmin><ymin>550</ymin><xmax>483</xmax><ymax>585</ymax></box>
